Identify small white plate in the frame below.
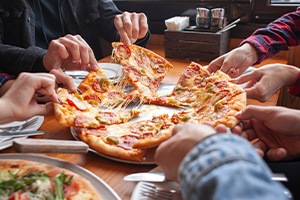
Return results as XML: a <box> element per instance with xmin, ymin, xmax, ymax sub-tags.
<box><xmin>66</xmin><ymin>62</ymin><xmax>123</xmax><ymax>85</ymax></box>
<box><xmin>0</xmin><ymin>116</ymin><xmax>44</xmax><ymax>151</ymax></box>
<box><xmin>99</xmin><ymin>62</ymin><xmax>123</xmax><ymax>82</ymax></box>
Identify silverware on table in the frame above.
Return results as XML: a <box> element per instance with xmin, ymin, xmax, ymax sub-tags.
<box><xmin>12</xmin><ymin>138</ymin><xmax>89</xmax><ymax>154</ymax></box>
<box><xmin>0</xmin><ymin>131</ymin><xmax>45</xmax><ymax>144</ymax></box>
<box><xmin>137</xmin><ymin>182</ymin><xmax>182</xmax><ymax>200</ymax></box>
<box><xmin>124</xmin><ymin>172</ymin><xmax>288</xmax><ymax>183</ymax></box>
<box><xmin>0</xmin><ymin>117</ymin><xmax>38</xmax><ymax>132</ymax></box>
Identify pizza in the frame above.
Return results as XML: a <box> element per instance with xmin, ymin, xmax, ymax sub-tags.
<box><xmin>75</xmin><ymin>114</ymin><xmax>175</xmax><ymax>162</ymax></box>
<box><xmin>54</xmin><ymin>88</ymin><xmax>141</xmax><ymax>128</ymax></box>
<box><xmin>0</xmin><ymin>160</ymin><xmax>100</xmax><ymax>200</ymax></box>
<box><xmin>111</xmin><ymin>42</ymin><xmax>173</xmax><ymax>99</ymax></box>
<box><xmin>53</xmin><ymin>43</ymin><xmax>246</xmax><ymax>162</ymax></box>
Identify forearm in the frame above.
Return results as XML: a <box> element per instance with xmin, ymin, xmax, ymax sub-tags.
<box><xmin>0</xmin><ymin>44</ymin><xmax>47</xmax><ymax>76</ymax></box>
<box><xmin>178</xmin><ymin>134</ymin><xmax>289</xmax><ymax>200</ymax></box>
<box><xmin>241</xmin><ymin>8</ymin><xmax>300</xmax><ymax>64</ymax></box>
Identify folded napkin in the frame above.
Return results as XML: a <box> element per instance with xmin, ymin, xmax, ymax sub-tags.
<box><xmin>165</xmin><ymin>16</ymin><xmax>189</xmax><ymax>31</ymax></box>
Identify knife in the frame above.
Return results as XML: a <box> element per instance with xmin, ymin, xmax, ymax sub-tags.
<box><xmin>13</xmin><ymin>138</ymin><xmax>89</xmax><ymax>154</ymax></box>
<box><xmin>0</xmin><ymin>130</ymin><xmax>45</xmax><ymax>138</ymax></box>
<box><xmin>124</xmin><ymin>172</ymin><xmax>288</xmax><ymax>183</ymax></box>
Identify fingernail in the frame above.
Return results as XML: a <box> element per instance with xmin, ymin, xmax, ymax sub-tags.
<box><xmin>57</xmin><ymin>98</ymin><xmax>63</xmax><ymax>103</ymax></box>
<box><xmin>93</xmin><ymin>64</ymin><xmax>98</xmax><ymax>70</ymax></box>
<box><xmin>77</xmin><ymin>88</ymin><xmax>83</xmax><ymax>94</ymax></box>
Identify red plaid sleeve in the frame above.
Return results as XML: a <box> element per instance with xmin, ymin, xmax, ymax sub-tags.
<box><xmin>0</xmin><ymin>73</ymin><xmax>15</xmax><ymax>88</ymax></box>
<box><xmin>241</xmin><ymin>7</ymin><xmax>300</xmax><ymax>64</ymax></box>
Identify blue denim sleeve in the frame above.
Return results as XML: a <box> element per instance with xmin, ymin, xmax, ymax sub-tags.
<box><xmin>178</xmin><ymin>134</ymin><xmax>291</xmax><ymax>200</ymax></box>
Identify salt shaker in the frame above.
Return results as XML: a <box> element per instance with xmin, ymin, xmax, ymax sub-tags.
<box><xmin>196</xmin><ymin>7</ymin><xmax>210</xmax><ymax>29</ymax></box>
<box><xmin>211</xmin><ymin>8</ymin><xmax>225</xmax><ymax>30</ymax></box>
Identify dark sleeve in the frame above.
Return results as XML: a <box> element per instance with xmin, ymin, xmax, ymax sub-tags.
<box><xmin>0</xmin><ymin>44</ymin><xmax>48</xmax><ymax>76</ymax></box>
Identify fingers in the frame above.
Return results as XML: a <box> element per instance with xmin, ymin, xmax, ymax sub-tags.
<box><xmin>266</xmin><ymin>148</ymin><xmax>288</xmax><ymax>161</ymax></box>
<box><xmin>235</xmin><ymin>105</ymin><xmax>274</xmax><ymax>121</ymax></box>
<box><xmin>49</xmin><ymin>69</ymin><xmax>77</xmax><ymax>93</ymax></box>
<box><xmin>46</xmin><ymin>35</ymin><xmax>98</xmax><ymax>71</ymax></box>
<box><xmin>115</xmin><ymin>12</ymin><xmax>148</xmax><ymax>46</ymax></box>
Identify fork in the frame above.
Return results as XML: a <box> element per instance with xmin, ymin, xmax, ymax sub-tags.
<box><xmin>0</xmin><ymin>117</ymin><xmax>39</xmax><ymax>133</ymax></box>
<box><xmin>138</xmin><ymin>182</ymin><xmax>182</xmax><ymax>200</ymax></box>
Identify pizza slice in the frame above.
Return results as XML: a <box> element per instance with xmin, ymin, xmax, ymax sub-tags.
<box><xmin>170</xmin><ymin>68</ymin><xmax>247</xmax><ymax>128</ymax></box>
<box><xmin>76</xmin><ymin>114</ymin><xmax>175</xmax><ymax>162</ymax></box>
<box><xmin>77</xmin><ymin>66</ymin><xmax>139</xmax><ymax>108</ymax></box>
<box><xmin>145</xmin><ymin>62</ymin><xmax>211</xmax><ymax>107</ymax></box>
<box><xmin>54</xmin><ymin>88</ymin><xmax>141</xmax><ymax>128</ymax></box>
<box><xmin>0</xmin><ymin>160</ymin><xmax>101</xmax><ymax>200</ymax></box>
<box><xmin>111</xmin><ymin>42</ymin><xmax>173</xmax><ymax>99</ymax></box>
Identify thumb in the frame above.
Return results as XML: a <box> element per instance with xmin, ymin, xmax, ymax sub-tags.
<box><xmin>235</xmin><ymin>105</ymin><xmax>273</xmax><ymax>121</ymax></box>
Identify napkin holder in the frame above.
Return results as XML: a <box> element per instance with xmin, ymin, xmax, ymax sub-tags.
<box><xmin>164</xmin><ymin>27</ymin><xmax>230</xmax><ymax>62</ymax></box>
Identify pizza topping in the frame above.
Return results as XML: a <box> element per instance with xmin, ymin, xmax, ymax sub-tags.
<box><xmin>74</xmin><ymin>115</ymin><xmax>99</xmax><ymax>128</ymax></box>
<box><xmin>93</xmin><ymin>78</ymin><xmax>110</xmax><ymax>93</ymax></box>
<box><xmin>106</xmin><ymin>136</ymin><xmax>119</xmax><ymax>145</ymax></box>
<box><xmin>112</xmin><ymin>44</ymin><xmax>131</xmax><ymax>60</ymax></box>
<box><xmin>84</xmin><ymin>94</ymin><xmax>102</xmax><ymax>106</ymax></box>
<box><xmin>117</xmin><ymin>135</ymin><xmax>139</xmax><ymax>150</ymax></box>
<box><xmin>96</xmin><ymin>111</ymin><xmax>118</xmax><ymax>125</ymax></box>
<box><xmin>0</xmin><ymin>171</ymin><xmax>74</xmax><ymax>200</ymax></box>
<box><xmin>67</xmin><ymin>95</ymin><xmax>87</xmax><ymax>111</ymax></box>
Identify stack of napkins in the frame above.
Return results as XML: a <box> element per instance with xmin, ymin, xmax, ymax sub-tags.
<box><xmin>165</xmin><ymin>16</ymin><xmax>189</xmax><ymax>31</ymax></box>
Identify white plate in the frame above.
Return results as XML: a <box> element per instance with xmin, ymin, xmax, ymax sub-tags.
<box><xmin>0</xmin><ymin>116</ymin><xmax>44</xmax><ymax>151</ymax></box>
<box><xmin>65</xmin><ymin>62</ymin><xmax>123</xmax><ymax>85</ymax></box>
<box><xmin>0</xmin><ymin>153</ymin><xmax>121</xmax><ymax>200</ymax></box>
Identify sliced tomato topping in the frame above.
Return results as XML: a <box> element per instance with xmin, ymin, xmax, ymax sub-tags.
<box><xmin>64</xmin><ymin>178</ymin><xmax>80</xmax><ymax>199</ymax></box>
<box><xmin>9</xmin><ymin>192</ymin><xmax>29</xmax><ymax>200</ymax></box>
<box><xmin>67</xmin><ymin>96</ymin><xmax>87</xmax><ymax>111</ymax></box>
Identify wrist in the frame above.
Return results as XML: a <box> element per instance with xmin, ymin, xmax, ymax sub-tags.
<box><xmin>240</xmin><ymin>43</ymin><xmax>259</xmax><ymax>65</ymax></box>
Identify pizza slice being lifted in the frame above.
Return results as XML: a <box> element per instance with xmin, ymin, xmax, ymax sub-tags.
<box><xmin>111</xmin><ymin>42</ymin><xmax>173</xmax><ymax>99</ymax></box>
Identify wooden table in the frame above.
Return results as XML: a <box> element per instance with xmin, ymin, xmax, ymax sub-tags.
<box><xmin>0</xmin><ymin>44</ymin><xmax>280</xmax><ymax>200</ymax></box>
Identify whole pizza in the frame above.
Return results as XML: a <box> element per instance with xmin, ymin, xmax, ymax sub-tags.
<box><xmin>0</xmin><ymin>160</ymin><xmax>101</xmax><ymax>200</ymax></box>
<box><xmin>54</xmin><ymin>42</ymin><xmax>247</xmax><ymax>162</ymax></box>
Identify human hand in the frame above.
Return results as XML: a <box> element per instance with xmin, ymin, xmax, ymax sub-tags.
<box><xmin>0</xmin><ymin>73</ymin><xmax>59</xmax><ymax>124</ymax></box>
<box><xmin>207</xmin><ymin>43</ymin><xmax>259</xmax><ymax>78</ymax></box>
<box><xmin>235</xmin><ymin>105</ymin><xmax>300</xmax><ymax>161</ymax></box>
<box><xmin>114</xmin><ymin>11</ymin><xmax>148</xmax><ymax>46</ymax></box>
<box><xmin>49</xmin><ymin>68</ymin><xmax>77</xmax><ymax>92</ymax></box>
<box><xmin>43</xmin><ymin>34</ymin><xmax>98</xmax><ymax>71</ymax></box>
<box><xmin>154</xmin><ymin>123</ymin><xmax>217</xmax><ymax>182</ymax></box>
<box><xmin>231</xmin><ymin>64</ymin><xmax>300</xmax><ymax>102</ymax></box>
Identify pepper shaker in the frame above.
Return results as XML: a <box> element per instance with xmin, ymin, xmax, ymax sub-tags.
<box><xmin>196</xmin><ymin>8</ymin><xmax>210</xmax><ymax>29</ymax></box>
<box><xmin>211</xmin><ymin>8</ymin><xmax>225</xmax><ymax>30</ymax></box>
